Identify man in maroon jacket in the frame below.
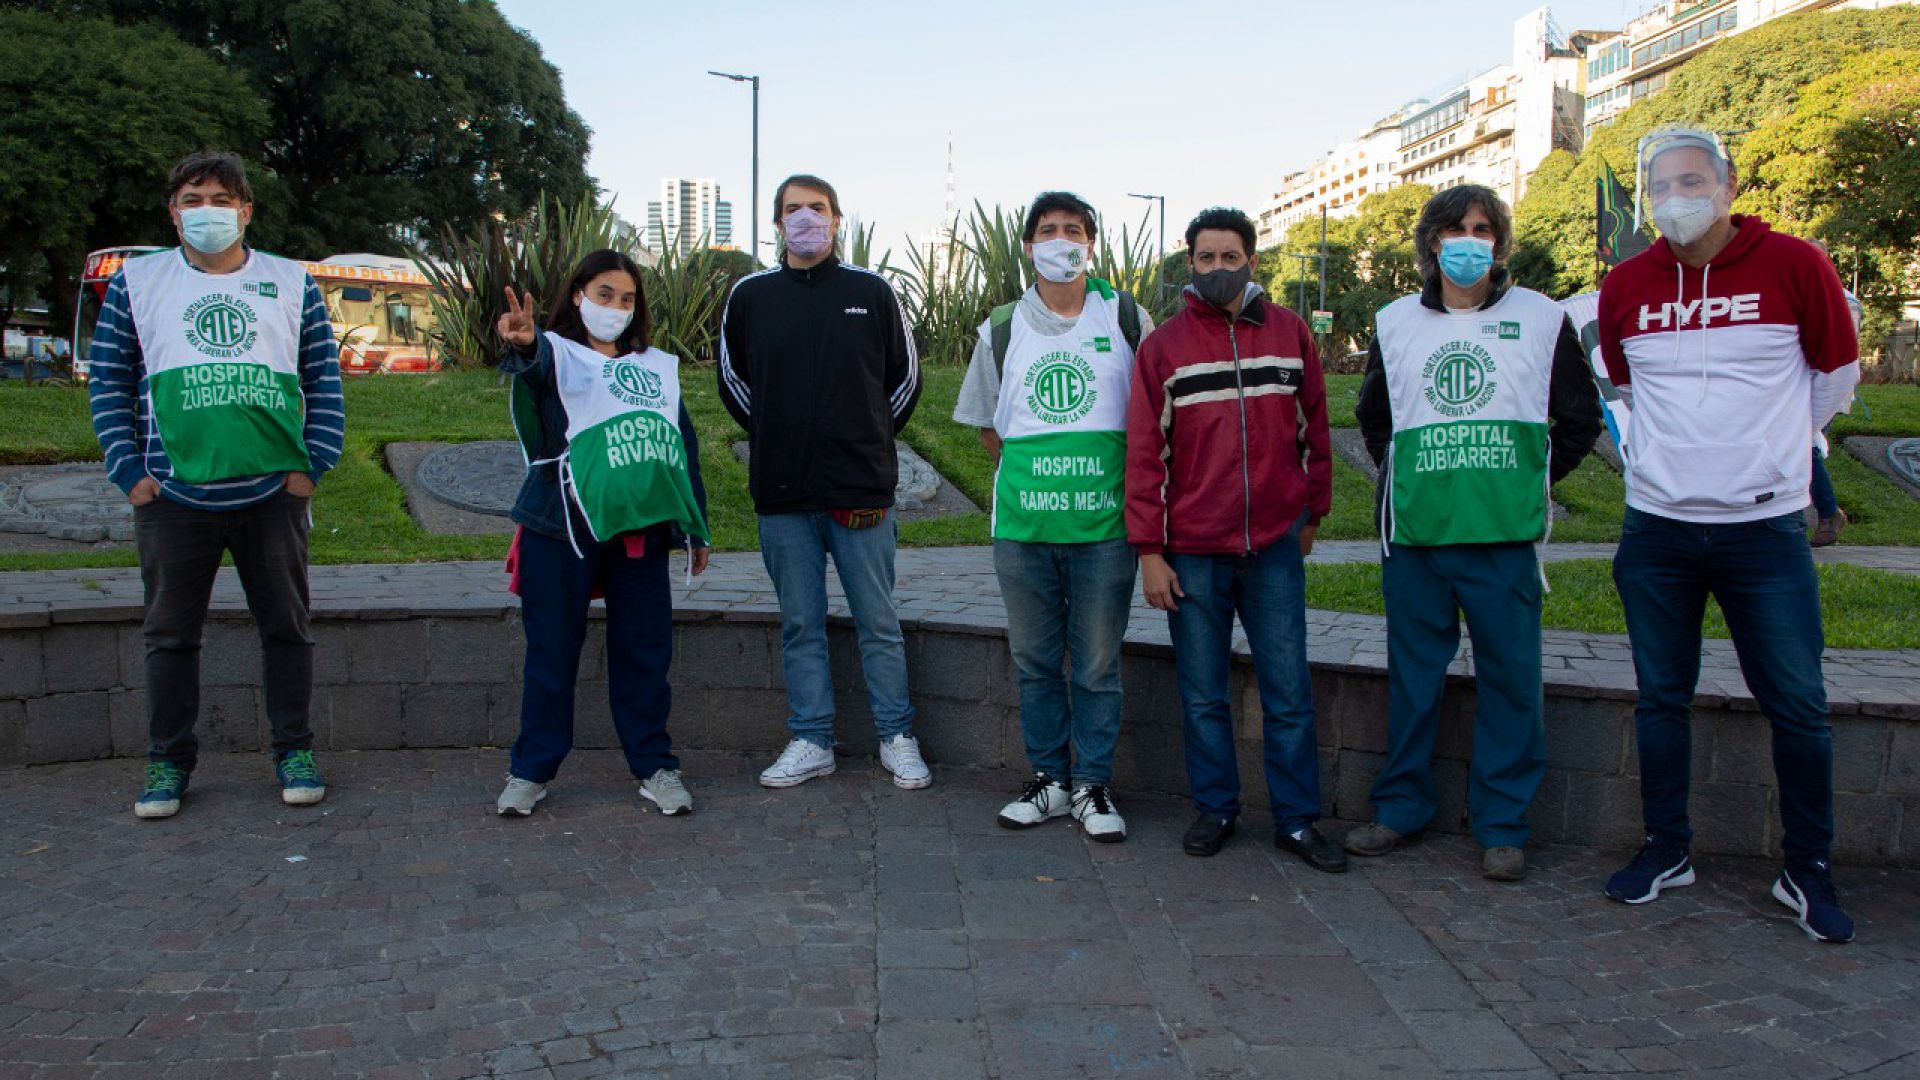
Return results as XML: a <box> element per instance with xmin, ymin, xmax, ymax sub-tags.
<box><xmin>1125</xmin><ymin>207</ymin><xmax>1342</xmax><ymax>870</ymax></box>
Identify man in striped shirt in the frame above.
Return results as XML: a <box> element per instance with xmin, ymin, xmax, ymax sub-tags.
<box><xmin>88</xmin><ymin>151</ymin><xmax>344</xmax><ymax>819</ymax></box>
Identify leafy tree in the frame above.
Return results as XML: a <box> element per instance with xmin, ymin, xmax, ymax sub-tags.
<box><xmin>30</xmin><ymin>0</ymin><xmax>594</xmax><ymax>257</ymax></box>
<box><xmin>1742</xmin><ymin>49</ymin><xmax>1920</xmax><ymax>342</ymax></box>
<box><xmin>0</xmin><ymin>9</ymin><xmax>267</xmax><ymax>346</ymax></box>
<box><xmin>1266</xmin><ymin>184</ymin><xmax>1431</xmax><ymax>359</ymax></box>
<box><xmin>1510</xmin><ymin>4</ymin><xmax>1920</xmax><ymax>315</ymax></box>
<box><xmin>1508</xmin><ymin>150</ymin><xmax>1599</xmax><ymax>298</ymax></box>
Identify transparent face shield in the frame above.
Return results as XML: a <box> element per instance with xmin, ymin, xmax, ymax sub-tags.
<box><xmin>1633</xmin><ymin>126</ymin><xmax>1731</xmax><ymax>233</ymax></box>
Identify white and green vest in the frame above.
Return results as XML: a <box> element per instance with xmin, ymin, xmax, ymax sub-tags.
<box><xmin>122</xmin><ymin>249</ymin><xmax>311</xmax><ymax>484</ymax></box>
<box><xmin>990</xmin><ymin>281</ymin><xmax>1133</xmax><ymax>543</ymax></box>
<box><xmin>1376</xmin><ymin>288</ymin><xmax>1561</xmax><ymax>546</ymax></box>
<box><xmin>527</xmin><ymin>332</ymin><xmax>708</xmax><ymax>546</ymax></box>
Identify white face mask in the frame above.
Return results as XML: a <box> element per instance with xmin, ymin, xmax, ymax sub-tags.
<box><xmin>578</xmin><ymin>296</ymin><xmax>633</xmax><ymax>343</ymax></box>
<box><xmin>1031</xmin><ymin>238</ymin><xmax>1090</xmax><ymax>284</ymax></box>
<box><xmin>1652</xmin><ymin>194</ymin><xmax>1723</xmax><ymax>247</ymax></box>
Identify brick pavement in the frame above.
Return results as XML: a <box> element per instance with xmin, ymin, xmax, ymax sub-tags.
<box><xmin>3</xmin><ymin>750</ymin><xmax>1918</xmax><ymax>1078</ymax></box>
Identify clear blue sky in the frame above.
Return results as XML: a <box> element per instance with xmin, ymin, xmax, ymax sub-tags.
<box><xmin>495</xmin><ymin>0</ymin><xmax>1643</xmax><ymax>259</ymax></box>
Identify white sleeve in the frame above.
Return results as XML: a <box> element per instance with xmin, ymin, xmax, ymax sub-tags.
<box><xmin>1810</xmin><ymin>361</ymin><xmax>1860</xmax><ymax>437</ymax></box>
<box><xmin>950</xmin><ymin>323</ymin><xmax>1001</xmax><ymax>429</ymax></box>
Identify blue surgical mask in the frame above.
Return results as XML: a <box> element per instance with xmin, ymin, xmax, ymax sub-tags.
<box><xmin>1438</xmin><ymin>236</ymin><xmax>1494</xmax><ymax>288</ymax></box>
<box><xmin>179</xmin><ymin>206</ymin><xmax>243</xmax><ymax>255</ymax></box>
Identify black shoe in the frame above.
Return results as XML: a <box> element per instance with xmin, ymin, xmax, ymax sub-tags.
<box><xmin>1183</xmin><ymin>814</ymin><xmax>1236</xmax><ymax>857</ymax></box>
<box><xmin>1276</xmin><ymin>824</ymin><xmax>1349</xmax><ymax>873</ymax></box>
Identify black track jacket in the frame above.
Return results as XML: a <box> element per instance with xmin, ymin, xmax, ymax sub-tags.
<box><xmin>718</xmin><ymin>256</ymin><xmax>922</xmax><ymax>514</ymax></box>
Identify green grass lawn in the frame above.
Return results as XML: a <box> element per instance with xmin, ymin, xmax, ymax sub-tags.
<box><xmin>1305</xmin><ymin>559</ymin><xmax>1920</xmax><ymax>650</ymax></box>
<box><xmin>5</xmin><ymin>373</ymin><xmax>1918</xmax><ymax>641</ymax></box>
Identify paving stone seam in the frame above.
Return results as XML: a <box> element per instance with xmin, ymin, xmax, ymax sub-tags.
<box><xmin>1085</xmin><ymin>843</ymin><xmax>1234</xmax><ymax>1079</ymax></box>
<box><xmin>1275</xmin><ymin>847</ymin><xmax>1550</xmax><ymax>1075</ymax></box>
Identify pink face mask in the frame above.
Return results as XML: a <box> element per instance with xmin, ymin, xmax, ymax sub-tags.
<box><xmin>783</xmin><ymin>208</ymin><xmax>833</xmax><ymax>258</ymax></box>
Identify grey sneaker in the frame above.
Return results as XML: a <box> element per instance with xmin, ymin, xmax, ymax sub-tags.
<box><xmin>759</xmin><ymin>738</ymin><xmax>837</xmax><ymax>788</ymax></box>
<box><xmin>1483</xmin><ymin>846</ymin><xmax>1527</xmax><ymax>882</ymax></box>
<box><xmin>496</xmin><ymin>775</ymin><xmax>547</xmax><ymax>816</ymax></box>
<box><xmin>1344</xmin><ymin>822</ymin><xmax>1414</xmax><ymax>857</ymax></box>
<box><xmin>879</xmin><ymin>734</ymin><xmax>932</xmax><ymax>790</ymax></box>
<box><xmin>639</xmin><ymin>768</ymin><xmax>693</xmax><ymax>816</ymax></box>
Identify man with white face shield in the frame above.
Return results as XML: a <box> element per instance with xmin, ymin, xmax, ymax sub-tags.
<box><xmin>952</xmin><ymin>191</ymin><xmax>1152</xmax><ymax>841</ymax></box>
<box><xmin>1596</xmin><ymin>126</ymin><xmax>1861</xmax><ymax>942</ymax></box>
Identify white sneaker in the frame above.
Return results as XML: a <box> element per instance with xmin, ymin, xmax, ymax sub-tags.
<box><xmin>997</xmin><ymin>775</ymin><xmax>1071</xmax><ymax>829</ymax></box>
<box><xmin>879</xmin><ymin>734</ymin><xmax>932</xmax><ymax>790</ymax></box>
<box><xmin>759</xmin><ymin>739</ymin><xmax>837</xmax><ymax>788</ymax></box>
<box><xmin>496</xmin><ymin>775</ymin><xmax>547</xmax><ymax>816</ymax></box>
<box><xmin>1071</xmin><ymin>784</ymin><xmax>1127</xmax><ymax>843</ymax></box>
<box><xmin>639</xmin><ymin>768</ymin><xmax>693</xmax><ymax>816</ymax></box>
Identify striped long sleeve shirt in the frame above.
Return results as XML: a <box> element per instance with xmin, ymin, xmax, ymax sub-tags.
<box><xmin>87</xmin><ymin>249</ymin><xmax>345</xmax><ymax>510</ymax></box>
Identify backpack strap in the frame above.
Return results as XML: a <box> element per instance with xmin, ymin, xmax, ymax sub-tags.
<box><xmin>989</xmin><ymin>301</ymin><xmax>1017</xmax><ymax>378</ymax></box>
<box><xmin>1117</xmin><ymin>290</ymin><xmax>1142</xmax><ymax>352</ymax></box>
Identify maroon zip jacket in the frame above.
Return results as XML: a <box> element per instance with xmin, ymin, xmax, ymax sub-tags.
<box><xmin>1125</xmin><ymin>286</ymin><xmax>1332</xmax><ymax>556</ymax></box>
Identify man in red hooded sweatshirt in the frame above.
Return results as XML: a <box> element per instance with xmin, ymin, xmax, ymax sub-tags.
<box><xmin>1124</xmin><ymin>207</ymin><xmax>1341</xmax><ymax>870</ymax></box>
<box><xmin>1596</xmin><ymin>126</ymin><xmax>1860</xmax><ymax>943</ymax></box>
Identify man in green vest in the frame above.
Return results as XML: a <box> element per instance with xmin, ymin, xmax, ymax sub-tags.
<box><xmin>1351</xmin><ymin>185</ymin><xmax>1600</xmax><ymax>880</ymax></box>
<box><xmin>88</xmin><ymin>151</ymin><xmax>345</xmax><ymax>819</ymax></box>
<box><xmin>952</xmin><ymin>191</ymin><xmax>1151</xmax><ymax>842</ymax></box>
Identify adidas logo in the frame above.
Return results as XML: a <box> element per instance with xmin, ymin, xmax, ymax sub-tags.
<box><xmin>845</xmin><ymin>306</ymin><xmax>869</xmax><ymax>316</ymax></box>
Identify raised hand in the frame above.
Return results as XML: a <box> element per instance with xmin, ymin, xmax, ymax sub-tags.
<box><xmin>496</xmin><ymin>287</ymin><xmax>537</xmax><ymax>349</ymax></box>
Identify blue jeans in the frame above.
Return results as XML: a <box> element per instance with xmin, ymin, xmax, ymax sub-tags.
<box><xmin>1613</xmin><ymin>507</ymin><xmax>1834</xmax><ymax>864</ymax></box>
<box><xmin>1809</xmin><ymin>446</ymin><xmax>1838</xmax><ymax>518</ymax></box>
<box><xmin>993</xmin><ymin>538</ymin><xmax>1137</xmax><ymax>787</ymax></box>
<box><xmin>1165</xmin><ymin>528</ymin><xmax>1322</xmax><ymax>831</ymax></box>
<box><xmin>512</xmin><ymin>526</ymin><xmax>677</xmax><ymax>784</ymax></box>
<box><xmin>1375</xmin><ymin>542</ymin><xmax>1545</xmax><ymax>848</ymax></box>
<box><xmin>759</xmin><ymin>511</ymin><xmax>914</xmax><ymax>748</ymax></box>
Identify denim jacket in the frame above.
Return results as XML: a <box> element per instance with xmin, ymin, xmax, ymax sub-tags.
<box><xmin>499</xmin><ymin>335</ymin><xmax>709</xmax><ymax>548</ymax></box>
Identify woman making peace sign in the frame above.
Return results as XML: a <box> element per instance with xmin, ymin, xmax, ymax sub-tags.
<box><xmin>492</xmin><ymin>249</ymin><xmax>711</xmax><ymax>818</ymax></box>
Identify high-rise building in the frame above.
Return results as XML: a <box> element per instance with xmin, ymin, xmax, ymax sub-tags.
<box><xmin>1392</xmin><ymin>8</ymin><xmax>1588</xmax><ymax>206</ymax></box>
<box><xmin>645</xmin><ymin>178</ymin><xmax>733</xmax><ymax>254</ymax></box>
<box><xmin>1581</xmin><ymin>0</ymin><xmax>1915</xmax><ymax>141</ymax></box>
<box><xmin>1255</xmin><ymin>111</ymin><xmax>1409</xmax><ymax>247</ymax></box>
<box><xmin>1256</xmin><ymin>7</ymin><xmax>1590</xmax><ymax>248</ymax></box>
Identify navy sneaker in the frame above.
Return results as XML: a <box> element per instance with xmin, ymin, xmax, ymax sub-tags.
<box><xmin>1605</xmin><ymin>837</ymin><xmax>1695</xmax><ymax>904</ymax></box>
<box><xmin>135</xmin><ymin>761</ymin><xmax>191</xmax><ymax>819</ymax></box>
<box><xmin>275</xmin><ymin>749</ymin><xmax>327</xmax><ymax>806</ymax></box>
<box><xmin>1772</xmin><ymin>861</ymin><xmax>1854</xmax><ymax>943</ymax></box>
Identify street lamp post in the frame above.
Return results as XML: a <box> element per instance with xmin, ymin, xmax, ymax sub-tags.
<box><xmin>1127</xmin><ymin>192</ymin><xmax>1166</xmax><ymax>297</ymax></box>
<box><xmin>708</xmin><ymin>70</ymin><xmax>760</xmax><ymax>264</ymax></box>
<box><xmin>1284</xmin><ymin>251</ymin><xmax>1324</xmax><ymax>318</ymax></box>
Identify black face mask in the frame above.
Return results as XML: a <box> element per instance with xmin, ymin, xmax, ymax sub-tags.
<box><xmin>1192</xmin><ymin>265</ymin><xmax>1252</xmax><ymax>309</ymax></box>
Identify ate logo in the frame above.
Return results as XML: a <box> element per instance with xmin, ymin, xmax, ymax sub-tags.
<box><xmin>606</xmin><ymin>357</ymin><xmax>666</xmax><ymax>408</ymax></box>
<box><xmin>1422</xmin><ymin>341</ymin><xmax>1499</xmax><ymax>418</ymax></box>
<box><xmin>181</xmin><ymin>294</ymin><xmax>258</xmax><ymax>359</ymax></box>
<box><xmin>1025</xmin><ymin>352</ymin><xmax>1097</xmax><ymax>425</ymax></box>
<box><xmin>1637</xmin><ymin>293</ymin><xmax>1762</xmax><ymax>330</ymax></box>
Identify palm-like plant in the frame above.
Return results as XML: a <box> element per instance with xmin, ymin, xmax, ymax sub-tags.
<box><xmin>885</xmin><ymin>202</ymin><xmax>1178</xmax><ymax>365</ymax></box>
<box><xmin>411</xmin><ymin>192</ymin><xmax>625</xmax><ymax>368</ymax></box>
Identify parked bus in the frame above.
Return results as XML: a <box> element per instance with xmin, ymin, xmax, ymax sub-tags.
<box><xmin>73</xmin><ymin>248</ymin><xmax>442</xmax><ymax>380</ymax></box>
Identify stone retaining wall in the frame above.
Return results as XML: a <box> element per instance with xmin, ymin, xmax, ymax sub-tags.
<box><xmin>3</xmin><ymin>604</ymin><xmax>1916</xmax><ymax>865</ymax></box>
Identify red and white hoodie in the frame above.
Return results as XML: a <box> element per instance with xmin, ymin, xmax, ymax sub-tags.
<box><xmin>1597</xmin><ymin>216</ymin><xmax>1859</xmax><ymax>523</ymax></box>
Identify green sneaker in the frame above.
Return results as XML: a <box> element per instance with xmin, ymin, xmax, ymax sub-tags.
<box><xmin>275</xmin><ymin>749</ymin><xmax>327</xmax><ymax>806</ymax></box>
<box><xmin>135</xmin><ymin>761</ymin><xmax>190</xmax><ymax>819</ymax></box>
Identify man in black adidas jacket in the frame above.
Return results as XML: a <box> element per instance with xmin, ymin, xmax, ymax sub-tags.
<box><xmin>718</xmin><ymin>173</ymin><xmax>930</xmax><ymax>792</ymax></box>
